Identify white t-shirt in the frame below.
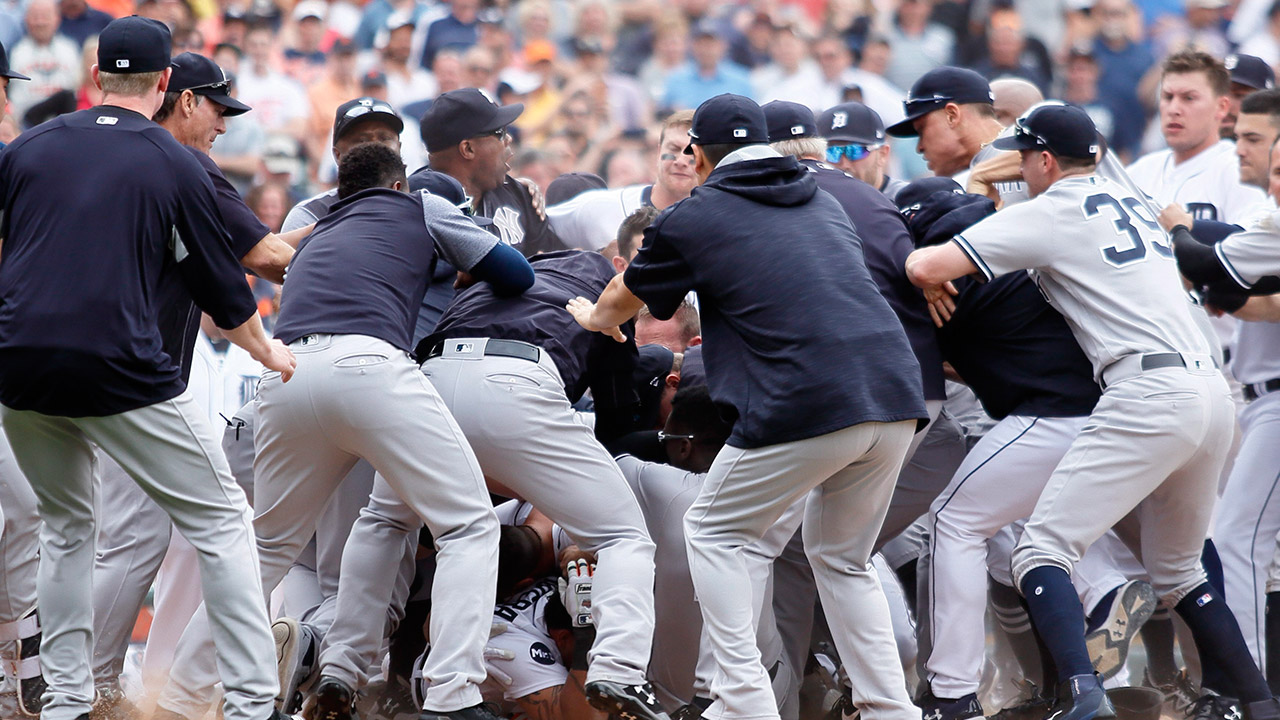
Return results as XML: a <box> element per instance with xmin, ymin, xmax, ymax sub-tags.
<box><xmin>954</xmin><ymin>175</ymin><xmax>1212</xmax><ymax>380</ymax></box>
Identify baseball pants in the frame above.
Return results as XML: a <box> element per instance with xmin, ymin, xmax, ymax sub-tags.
<box><xmin>1214</xmin><ymin>389</ymin><xmax>1280</xmax><ymax>667</ymax></box>
<box><xmin>686</xmin><ymin>418</ymin><xmax>918</xmax><ymax>720</ymax></box>
<box><xmin>158</xmin><ymin>333</ymin><xmax>498</xmax><ymax>717</ymax></box>
<box><xmin>925</xmin><ymin>414</ymin><xmax>1088</xmax><ymax>698</ymax></box>
<box><xmin>0</xmin><ymin>431</ymin><xmax>39</xmax><ymax>691</ymax></box>
<box><xmin>421</xmin><ymin>342</ymin><xmax>657</xmax><ymax>685</ymax></box>
<box><xmin>0</xmin><ymin>391</ymin><xmax>277</xmax><ymax>720</ymax></box>
<box><xmin>1011</xmin><ymin>365</ymin><xmax>1234</xmax><ymax>605</ymax></box>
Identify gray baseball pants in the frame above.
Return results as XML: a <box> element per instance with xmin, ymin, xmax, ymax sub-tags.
<box><xmin>0</xmin><ymin>391</ymin><xmax>277</xmax><ymax>720</ymax></box>
<box><xmin>686</xmin><ymin>419</ymin><xmax>918</xmax><ymax>720</ymax></box>
<box><xmin>158</xmin><ymin>333</ymin><xmax>498</xmax><ymax>716</ymax></box>
<box><xmin>0</xmin><ymin>431</ymin><xmax>39</xmax><ymax>687</ymax></box>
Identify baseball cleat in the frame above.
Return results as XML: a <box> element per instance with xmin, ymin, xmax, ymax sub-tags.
<box><xmin>313</xmin><ymin>676</ymin><xmax>356</xmax><ymax>720</ymax></box>
<box><xmin>672</xmin><ymin>695</ymin><xmax>712</xmax><ymax>720</ymax></box>
<box><xmin>1188</xmin><ymin>694</ymin><xmax>1242</xmax><ymax>720</ymax></box>
<box><xmin>273</xmin><ymin>617</ymin><xmax>316</xmax><ymax>714</ymax></box>
<box><xmin>1046</xmin><ymin>674</ymin><xmax>1116</xmax><ymax>720</ymax></box>
<box><xmin>418</xmin><ymin>702</ymin><xmax>505</xmax><ymax>720</ymax></box>
<box><xmin>917</xmin><ymin>690</ymin><xmax>983</xmax><ymax>720</ymax></box>
<box><xmin>585</xmin><ymin>680</ymin><xmax>672</xmax><ymax>720</ymax></box>
<box><xmin>989</xmin><ymin>691</ymin><xmax>1053</xmax><ymax>720</ymax></box>
<box><xmin>88</xmin><ymin>683</ymin><xmax>140</xmax><ymax>720</ymax></box>
<box><xmin>1142</xmin><ymin>668</ymin><xmax>1200</xmax><ymax>717</ymax></box>
<box><xmin>1086</xmin><ymin>580</ymin><xmax>1157</xmax><ymax>679</ymax></box>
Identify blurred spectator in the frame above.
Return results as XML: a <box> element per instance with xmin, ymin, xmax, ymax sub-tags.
<box><xmin>883</xmin><ymin>0</ymin><xmax>955</xmax><ymax>89</ymax></box>
<box><xmin>172</xmin><ymin>26</ymin><xmax>205</xmax><ymax>54</ymax></box>
<box><xmin>212</xmin><ymin>42</ymin><xmax>243</xmax><ymax>74</ymax></box>
<box><xmin>1093</xmin><ymin>0</ymin><xmax>1155</xmax><ymax>158</ymax></box>
<box><xmin>431</xmin><ymin>47</ymin><xmax>464</xmax><ymax>93</ymax></box>
<box><xmin>421</xmin><ymin>0</ymin><xmax>479</xmax><ymax>69</ymax></box>
<box><xmin>245</xmin><ymin>181</ymin><xmax>292</xmax><ymax>233</ymax></box>
<box><xmin>136</xmin><ymin>0</ymin><xmax>193</xmax><ymax>32</ymax></box>
<box><xmin>212</xmin><ymin>76</ymin><xmax>267</xmax><ymax>195</ymax></box>
<box><xmin>814</xmin><ymin>33</ymin><xmax>854</xmax><ymax>110</ymax></box>
<box><xmin>476</xmin><ymin>8</ymin><xmax>513</xmax><ymax>71</ymax></box>
<box><xmin>307</xmin><ymin>40</ymin><xmax>361</xmax><ymax>177</ymax></box>
<box><xmin>353</xmin><ymin>0</ymin><xmax>434</xmax><ymax>52</ymax></box>
<box><xmin>8</xmin><ymin>0</ymin><xmax>79</xmax><ymax>123</ymax></box>
<box><xmin>561</xmin><ymin>0</ymin><xmax>615</xmax><ymax>61</ymax></box>
<box><xmin>374</xmin><ymin>10</ymin><xmax>436</xmax><ymax>110</ymax></box>
<box><xmin>1238</xmin><ymin>0</ymin><xmax>1280</xmax><ymax>68</ymax></box>
<box><xmin>1060</xmin><ymin>44</ymin><xmax>1117</xmax><ymax>148</ymax></box>
<box><xmin>601</xmin><ymin>146</ymin><xmax>650</xmax><ymax>187</ymax></box>
<box><xmin>1151</xmin><ymin>0</ymin><xmax>1229</xmax><ymax>60</ymax></box>
<box><xmin>0</xmin><ymin>0</ymin><xmax>19</xmax><ymax>52</ymax></box>
<box><xmin>237</xmin><ymin>24</ymin><xmax>310</xmax><ymax>140</ymax></box>
<box><xmin>517</xmin><ymin>41</ymin><xmax>561</xmax><ymax>136</ymax></box>
<box><xmin>565</xmin><ymin>38</ymin><xmax>648</xmax><ymax>130</ymax></box>
<box><xmin>637</xmin><ymin>15</ymin><xmax>687</xmax><ymax>104</ymax></box>
<box><xmin>284</xmin><ymin>1</ymin><xmax>328</xmax><ymax>86</ymax></box>
<box><xmin>752</xmin><ymin>22</ymin><xmax>826</xmax><ymax>110</ymax></box>
<box><xmin>727</xmin><ymin>11</ymin><xmax>773</xmax><ymax>69</ymax></box>
<box><xmin>463</xmin><ymin>45</ymin><xmax>498</xmax><ymax>94</ymax></box>
<box><xmin>515</xmin><ymin>0</ymin><xmax>555</xmax><ymax>49</ymax></box>
<box><xmin>968</xmin><ymin>9</ymin><xmax>1052</xmax><ymax>93</ymax></box>
<box><xmin>510</xmin><ymin>147</ymin><xmax>557</xmax><ymax>194</ymax></box>
<box><xmin>662</xmin><ymin>20</ymin><xmax>751</xmax><ymax>110</ymax></box>
<box><xmin>19</xmin><ymin>33</ymin><xmax>96</xmax><ymax>127</ymax></box>
<box><xmin>57</xmin><ymin>0</ymin><xmax>110</xmax><ymax>48</ymax></box>
<box><xmin>220</xmin><ymin>8</ymin><xmax>250</xmax><ymax>49</ymax></box>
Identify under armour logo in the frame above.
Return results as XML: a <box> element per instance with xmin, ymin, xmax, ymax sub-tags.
<box><xmin>831</xmin><ymin>111</ymin><xmax>848</xmax><ymax>129</ymax></box>
<box><xmin>1227</xmin><ymin>708</ymin><xmax>1243</xmax><ymax>720</ymax></box>
<box><xmin>925</xmin><ymin>709</ymin><xmax>942</xmax><ymax>720</ymax></box>
<box><xmin>634</xmin><ymin>686</ymin><xmax>656</xmax><ymax>705</ymax></box>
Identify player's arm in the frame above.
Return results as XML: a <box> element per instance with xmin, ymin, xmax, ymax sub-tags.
<box><xmin>965</xmin><ymin>150</ymin><xmax>1021</xmax><ymax>203</ymax></box>
<box><xmin>570</xmin><ymin>219</ymin><xmax>690</xmax><ymax>341</ymax></box>
<box><xmin>423</xmin><ymin>192</ymin><xmax>534</xmax><ymax>295</ymax></box>
<box><xmin>1229</xmin><ymin>294</ymin><xmax>1280</xmax><ymax>322</ymax></box>
<box><xmin>905</xmin><ymin>242</ymin><xmax>980</xmax><ymax>289</ymax></box>
<box><xmin>517</xmin><ymin>670</ymin><xmax>606</xmax><ymax>720</ymax></box>
<box><xmin>239</xmin><ymin>232</ymin><xmax>292</xmax><ymax>283</ymax></box>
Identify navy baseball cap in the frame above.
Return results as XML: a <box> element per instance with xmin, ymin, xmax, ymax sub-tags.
<box><xmin>886</xmin><ymin>67</ymin><xmax>994</xmax><ymax>137</ymax></box>
<box><xmin>0</xmin><ymin>41</ymin><xmax>27</xmax><ymax>81</ymax></box>
<box><xmin>818</xmin><ymin>102</ymin><xmax>886</xmax><ymax>145</ymax></box>
<box><xmin>98</xmin><ymin>16</ymin><xmax>171</xmax><ymax>74</ymax></box>
<box><xmin>408</xmin><ymin>167</ymin><xmax>493</xmax><ymax>226</ymax></box>
<box><xmin>895</xmin><ymin>176</ymin><xmax>964</xmax><ymax>215</ymax></box>
<box><xmin>421</xmin><ymin>88</ymin><xmax>523</xmax><ymax>153</ymax></box>
<box><xmin>1227</xmin><ymin>53</ymin><xmax>1275</xmax><ymax>90</ymax></box>
<box><xmin>169</xmin><ymin>52</ymin><xmax>250</xmax><ymax>116</ymax></box>
<box><xmin>333</xmin><ymin>97</ymin><xmax>403</xmax><ymax>141</ymax></box>
<box><xmin>683</xmin><ymin>93</ymin><xmax>768</xmax><ymax>155</ymax></box>
<box><xmin>546</xmin><ymin>171</ymin><xmax>607</xmax><ymax>205</ymax></box>
<box><xmin>634</xmin><ymin>344</ymin><xmax>676</xmax><ymax>429</ymax></box>
<box><xmin>762</xmin><ymin>100</ymin><xmax>818</xmax><ymax>142</ymax></box>
<box><xmin>992</xmin><ymin>104</ymin><xmax>1100</xmax><ymax>160</ymax></box>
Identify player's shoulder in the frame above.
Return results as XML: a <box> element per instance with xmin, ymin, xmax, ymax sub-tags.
<box><xmin>1126</xmin><ymin>148</ymin><xmax>1171</xmax><ymax>177</ymax></box>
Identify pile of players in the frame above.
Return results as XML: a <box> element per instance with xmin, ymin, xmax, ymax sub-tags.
<box><xmin>13</xmin><ymin>13</ymin><xmax>1280</xmax><ymax>720</ymax></box>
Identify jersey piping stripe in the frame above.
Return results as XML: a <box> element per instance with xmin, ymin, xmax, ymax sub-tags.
<box><xmin>1246</xmin><ymin>465</ymin><xmax>1280</xmax><ymax>656</ymax></box>
<box><xmin>952</xmin><ymin>234</ymin><xmax>994</xmax><ymax>282</ymax></box>
<box><xmin>1215</xmin><ymin>241</ymin><xmax>1254</xmax><ymax>290</ymax></box>
<box><xmin>924</xmin><ymin>416</ymin><xmax>1040</xmax><ymax>688</ymax></box>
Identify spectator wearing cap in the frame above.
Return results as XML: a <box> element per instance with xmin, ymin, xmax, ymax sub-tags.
<box><xmin>1059</xmin><ymin>46</ymin><xmax>1117</xmax><ymax>152</ymax></box>
<box><xmin>237</xmin><ymin>25</ymin><xmax>309</xmax><ymax>141</ymax></box>
<box><xmin>0</xmin><ymin>16</ymin><xmax>295</xmax><ymax>720</ymax></box>
<box><xmin>662</xmin><ymin>20</ymin><xmax>751</xmax><ymax>111</ymax></box>
<box><xmin>1092</xmin><ymin>0</ymin><xmax>1154</xmax><ymax>159</ymax></box>
<box><xmin>420</xmin><ymin>0</ymin><xmax>479</xmax><ymax>69</ymax></box>
<box><xmin>305</xmin><ymin>40</ymin><xmax>360</xmax><ymax>173</ymax></box>
<box><xmin>8</xmin><ymin>0</ymin><xmax>80</xmax><ymax>122</ymax></box>
<box><xmin>423</xmin><ymin>88</ymin><xmax>565</xmax><ymax>254</ymax></box>
<box><xmin>883</xmin><ymin>0</ymin><xmax>954</xmax><ymax>91</ymax></box>
<box><xmin>819</xmin><ymin>101</ymin><xmax>906</xmax><ymax>201</ymax></box>
<box><xmin>367</xmin><ymin>9</ymin><xmax>436</xmax><ymax>111</ymax></box>
<box><xmin>888</xmin><ymin>67</ymin><xmax>1030</xmax><ymax>205</ymax></box>
<box><xmin>0</xmin><ymin>38</ymin><xmax>27</xmax><ymax>147</ymax></box>
<box><xmin>282</xmin><ymin>97</ymin><xmax>404</xmax><ymax>232</ymax></box>
<box><xmin>1223</xmin><ymin>54</ymin><xmax>1276</xmax><ymax>139</ymax></box>
<box><xmin>352</xmin><ymin>0</ymin><xmax>434</xmax><ymax>52</ymax></box>
<box><xmin>283</xmin><ymin>0</ymin><xmax>327</xmax><ymax>87</ymax></box>
<box><xmin>569</xmin><ymin>92</ymin><xmax>927</xmax><ymax>720</ymax></box>
<box><xmin>57</xmin><ymin>0</ymin><xmax>111</xmax><ymax>48</ymax></box>
<box><xmin>750</xmin><ymin>22</ymin><xmax>826</xmax><ymax>111</ymax></box>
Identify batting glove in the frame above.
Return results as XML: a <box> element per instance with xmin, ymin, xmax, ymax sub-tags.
<box><xmin>558</xmin><ymin>559</ymin><xmax>594</xmax><ymax>628</ymax></box>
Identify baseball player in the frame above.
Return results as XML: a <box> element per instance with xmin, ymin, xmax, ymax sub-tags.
<box><xmin>0</xmin><ymin>16</ymin><xmax>297</xmax><ymax>720</ymax></box>
<box><xmin>87</xmin><ymin>51</ymin><xmax>305</xmax><ymax>708</ymax></box>
<box><xmin>545</xmin><ymin>110</ymin><xmax>696</xmax><ymax>251</ymax></box>
<box><xmin>1222</xmin><ymin>54</ymin><xmax>1275</xmax><ymax>139</ymax></box>
<box><xmin>570</xmin><ymin>93</ymin><xmax>928</xmax><ymax>720</ymax></box>
<box><xmin>990</xmin><ymin>79</ymin><xmax>1045</xmax><ymax>128</ymax></box>
<box><xmin>153</xmin><ymin>144</ymin><xmax>533</xmax><ymax>720</ymax></box>
<box><xmin>906</xmin><ymin>103</ymin><xmax>1277</xmax><ymax>720</ymax></box>
<box><xmin>816</xmin><ymin>101</ymin><xmax>907</xmax><ymax>201</ymax></box>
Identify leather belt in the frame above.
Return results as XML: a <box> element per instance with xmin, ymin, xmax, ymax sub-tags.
<box><xmin>423</xmin><ymin>338</ymin><xmax>541</xmax><ymax>364</ymax></box>
<box><xmin>1244</xmin><ymin>378</ymin><xmax>1280</xmax><ymax>403</ymax></box>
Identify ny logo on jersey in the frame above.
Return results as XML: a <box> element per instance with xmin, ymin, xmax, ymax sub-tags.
<box><xmin>831</xmin><ymin>111</ymin><xmax>848</xmax><ymax>129</ymax></box>
<box><xmin>492</xmin><ymin>206</ymin><xmax>526</xmax><ymax>247</ymax></box>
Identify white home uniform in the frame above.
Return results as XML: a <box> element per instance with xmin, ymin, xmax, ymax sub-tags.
<box><xmin>545</xmin><ymin>185</ymin><xmax>650</xmax><ymax>251</ymax></box>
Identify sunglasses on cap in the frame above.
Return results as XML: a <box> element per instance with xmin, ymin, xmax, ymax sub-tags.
<box><xmin>657</xmin><ymin>431</ymin><xmax>696</xmax><ymax>443</ymax></box>
<box><xmin>344</xmin><ymin>101</ymin><xmax>396</xmax><ymax>119</ymax></box>
<box><xmin>1010</xmin><ymin>115</ymin><xmax>1053</xmax><ymax>150</ymax></box>
<box><xmin>825</xmin><ymin>143</ymin><xmax>881</xmax><ymax>163</ymax></box>
<box><xmin>185</xmin><ymin>79</ymin><xmax>231</xmax><ymax>93</ymax></box>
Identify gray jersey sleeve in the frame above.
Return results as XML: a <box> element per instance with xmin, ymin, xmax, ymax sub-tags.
<box><xmin>953</xmin><ymin>199</ymin><xmax>1058</xmax><ymax>280</ymax></box>
<box><xmin>282</xmin><ymin>201</ymin><xmax>320</xmax><ymax>232</ymax></box>
<box><xmin>419</xmin><ymin>190</ymin><xmax>499</xmax><ymax>271</ymax></box>
<box><xmin>1216</xmin><ymin>207</ymin><xmax>1280</xmax><ymax>288</ymax></box>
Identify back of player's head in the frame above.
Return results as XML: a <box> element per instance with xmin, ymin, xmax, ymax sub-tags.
<box><xmin>496</xmin><ymin>523</ymin><xmax>544</xmax><ymax>601</ymax></box>
<box><xmin>337</xmin><ymin>142</ymin><xmax>408</xmax><ymax>200</ymax></box>
<box><xmin>617</xmin><ymin>205</ymin><xmax>659</xmax><ymax>261</ymax></box>
<box><xmin>665</xmin><ymin>385</ymin><xmax>732</xmax><ymax>448</ymax></box>
<box><xmin>1161</xmin><ymin>49</ymin><xmax>1230</xmax><ymax>97</ymax></box>
<box><xmin>1241</xmin><ymin>88</ymin><xmax>1280</xmax><ymax>125</ymax></box>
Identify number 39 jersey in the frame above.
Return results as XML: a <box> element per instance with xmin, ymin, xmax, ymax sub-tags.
<box><xmin>953</xmin><ymin>175</ymin><xmax>1211</xmax><ymax>380</ymax></box>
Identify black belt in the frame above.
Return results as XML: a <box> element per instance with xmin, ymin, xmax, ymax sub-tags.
<box><xmin>423</xmin><ymin>338</ymin><xmax>540</xmax><ymax>364</ymax></box>
<box><xmin>1138</xmin><ymin>352</ymin><xmax>1189</xmax><ymax>371</ymax></box>
<box><xmin>1244</xmin><ymin>378</ymin><xmax>1280</xmax><ymax>402</ymax></box>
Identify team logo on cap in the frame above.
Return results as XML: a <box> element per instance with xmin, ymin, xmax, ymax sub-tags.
<box><xmin>1226</xmin><ymin>54</ymin><xmax>1239</xmax><ymax>70</ymax></box>
<box><xmin>478</xmin><ymin>88</ymin><xmax>499</xmax><ymax>105</ymax></box>
<box><xmin>116</xmin><ymin>59</ymin><xmax>130</xmax><ymax>68</ymax></box>
<box><xmin>831</xmin><ymin>111</ymin><xmax>847</xmax><ymax>129</ymax></box>
<box><xmin>790</xmin><ymin>124</ymin><xmax>804</xmax><ymax>136</ymax></box>
<box><xmin>733</xmin><ymin>128</ymin><xmax>747</xmax><ymax>138</ymax></box>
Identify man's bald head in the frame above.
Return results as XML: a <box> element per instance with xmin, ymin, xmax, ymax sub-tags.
<box><xmin>991</xmin><ymin>78</ymin><xmax>1044</xmax><ymax>127</ymax></box>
